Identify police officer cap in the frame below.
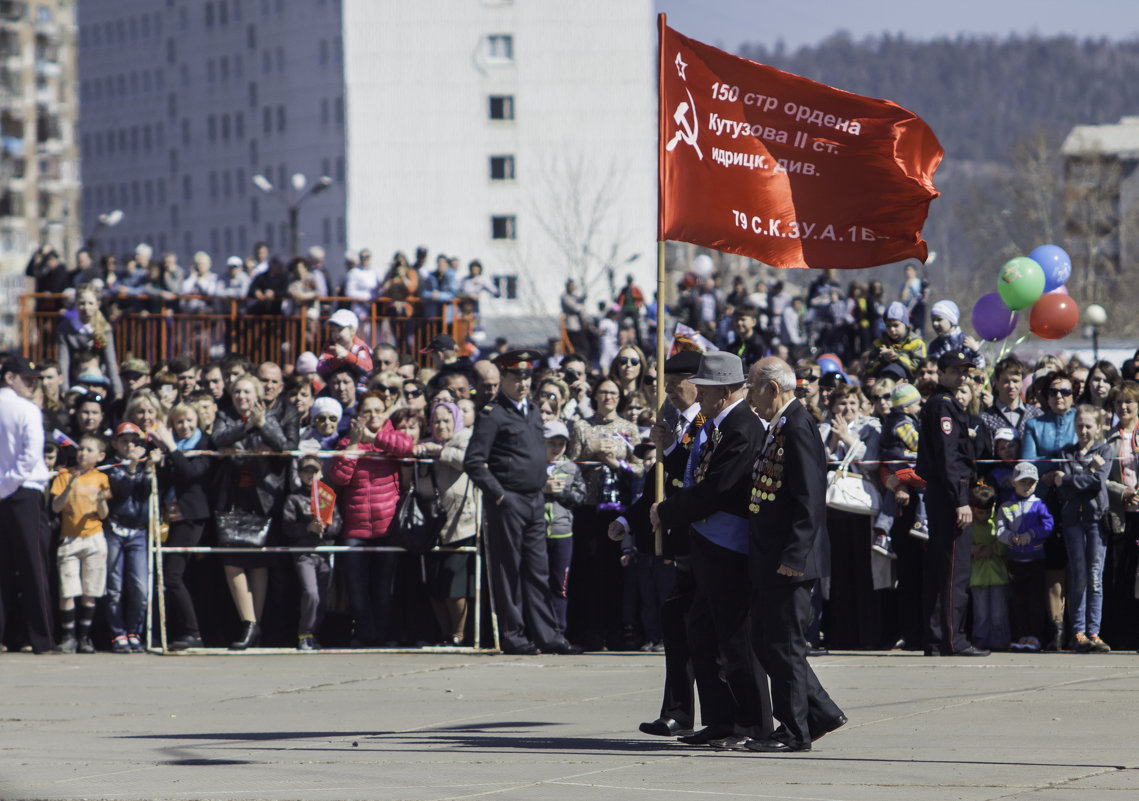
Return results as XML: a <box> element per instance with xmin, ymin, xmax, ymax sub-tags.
<box><xmin>937</xmin><ymin>350</ymin><xmax>977</xmax><ymax>371</ymax></box>
<box><xmin>663</xmin><ymin>350</ymin><xmax>701</xmax><ymax>375</ymax></box>
<box><xmin>498</xmin><ymin>349</ymin><xmax>543</xmax><ymax>375</ymax></box>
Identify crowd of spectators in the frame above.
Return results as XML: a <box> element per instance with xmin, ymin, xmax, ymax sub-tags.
<box><xmin>3</xmin><ymin>241</ymin><xmax>1139</xmax><ymax>657</ymax></box>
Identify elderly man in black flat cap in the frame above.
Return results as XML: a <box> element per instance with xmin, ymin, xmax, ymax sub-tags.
<box><xmin>649</xmin><ymin>351</ymin><xmax>773</xmax><ymax>749</ymax></box>
<box><xmin>464</xmin><ymin>350</ymin><xmax>581</xmax><ymax>656</ymax></box>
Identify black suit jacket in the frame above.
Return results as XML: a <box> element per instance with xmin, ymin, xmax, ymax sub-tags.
<box><xmin>748</xmin><ymin>399</ymin><xmax>827</xmax><ymax>586</ymax></box>
<box><xmin>627</xmin><ymin>404</ymin><xmax>704</xmax><ymax>557</ymax></box>
<box><xmin>657</xmin><ymin>399</ymin><xmax>762</xmax><ymax>532</ymax></box>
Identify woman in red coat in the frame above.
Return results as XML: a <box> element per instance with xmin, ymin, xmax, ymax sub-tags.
<box><xmin>330</xmin><ymin>391</ymin><xmax>414</xmax><ymax>646</ymax></box>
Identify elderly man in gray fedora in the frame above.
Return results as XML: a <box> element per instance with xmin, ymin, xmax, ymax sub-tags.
<box><xmin>650</xmin><ymin>351</ymin><xmax>773</xmax><ymax>749</ymax></box>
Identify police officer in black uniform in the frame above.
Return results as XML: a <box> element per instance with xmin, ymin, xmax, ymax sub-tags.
<box><xmin>464</xmin><ymin>350</ymin><xmax>582</xmax><ymax>656</ymax></box>
<box><xmin>916</xmin><ymin>350</ymin><xmax>989</xmax><ymax>657</ymax></box>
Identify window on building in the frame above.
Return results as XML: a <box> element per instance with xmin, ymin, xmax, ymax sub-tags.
<box><xmin>236</xmin><ymin>168</ymin><xmax>246</xmax><ymax>196</ymax></box>
<box><xmin>205</xmin><ymin>3</ymin><xmax>214</xmax><ymax>27</ymax></box>
<box><xmin>248</xmin><ymin>81</ymin><xmax>257</xmax><ymax>107</ymax></box>
<box><xmin>249</xmin><ymin>138</ymin><xmax>258</xmax><ymax>166</ymax></box>
<box><xmin>207</xmin><ymin>115</ymin><xmax>217</xmax><ymax>141</ymax></box>
<box><xmin>142</xmin><ymin>71</ymin><xmax>152</xmax><ymax>93</ymax></box>
<box><xmin>489</xmin><ymin>95</ymin><xmax>514</xmax><ymax>121</ymax></box>
<box><xmin>275</xmin><ymin>46</ymin><xmax>284</xmax><ymax>72</ymax></box>
<box><xmin>143</xmin><ymin>125</ymin><xmax>152</xmax><ymax>151</ymax></box>
<box><xmin>322</xmin><ymin>218</ymin><xmax>331</xmax><ymax>245</ymax></box>
<box><xmin>238</xmin><ymin>225</ymin><xmax>247</xmax><ymax>253</ymax></box>
<box><xmin>181</xmin><ymin>118</ymin><xmax>190</xmax><ymax>145</ymax></box>
<box><xmin>221</xmin><ymin>114</ymin><xmax>230</xmax><ymax>140</ymax></box>
<box><xmin>233</xmin><ymin>0</ymin><xmax>242</xmax><ymax>21</ymax></box>
<box><xmin>157</xmin><ymin>179</ymin><xmax>166</xmax><ymax>204</ymax></box>
<box><xmin>246</xmin><ymin>24</ymin><xmax>256</xmax><ymax>50</ymax></box>
<box><xmin>261</xmin><ymin>50</ymin><xmax>270</xmax><ymax>74</ymax></box>
<box><xmin>169</xmin><ymin>149</ymin><xmax>178</xmax><ymax>174</ymax></box>
<box><xmin>486</xmin><ymin>34</ymin><xmax>513</xmax><ymax>61</ymax></box>
<box><xmin>220</xmin><ymin>56</ymin><xmax>229</xmax><ymax>81</ymax></box>
<box><xmin>224</xmin><ymin>228</ymin><xmax>233</xmax><ymax>254</ymax></box>
<box><xmin>208</xmin><ymin>172</ymin><xmax>218</xmax><ymax>199</ymax></box>
<box><xmin>128</xmin><ymin>16</ymin><xmax>138</xmax><ymax>40</ymax></box>
<box><xmin>211</xmin><ymin>229</ymin><xmax>220</xmax><ymax>255</ymax></box>
<box><xmin>234</xmin><ymin>54</ymin><xmax>243</xmax><ymax>79</ymax></box>
<box><xmin>182</xmin><ymin>175</ymin><xmax>192</xmax><ymax>200</ymax></box>
<box><xmin>156</xmin><ymin>70</ymin><xmax>165</xmax><ymax>91</ymax></box>
<box><xmin>168</xmin><ymin>93</ymin><xmax>176</xmax><ymax>118</ymax></box>
<box><xmin>183</xmin><ymin>233</ymin><xmax>192</xmax><ymax>258</ymax></box>
<box><xmin>319</xmin><ymin>40</ymin><xmax>328</xmax><ymax>65</ymax></box>
<box><xmin>334</xmin><ymin>96</ymin><xmax>343</xmax><ymax>125</ymax></box>
<box><xmin>180</xmin><ymin>63</ymin><xmax>190</xmax><ymax>87</ymax></box>
<box><xmin>223</xmin><ymin>171</ymin><xmax>232</xmax><ymax>197</ymax></box>
<box><xmin>251</xmin><ymin>197</ymin><xmax>259</xmax><ymax>223</ymax></box>
<box><xmin>491</xmin><ymin>215</ymin><xmax>516</xmax><ymax>240</ymax></box>
<box><xmin>145</xmin><ymin>181</ymin><xmax>154</xmax><ymax>205</ymax></box>
<box><xmin>337</xmin><ymin>217</ymin><xmax>345</xmax><ymax>245</ymax></box>
<box><xmin>207</xmin><ymin>60</ymin><xmax>216</xmax><ymax>84</ymax></box>
<box><xmin>235</xmin><ymin>112</ymin><xmax>244</xmax><ymax>138</ymax></box>
<box><xmin>276</xmin><ymin>105</ymin><xmax>285</xmax><ymax>132</ymax></box>
<box><xmin>166</xmin><ymin>37</ymin><xmax>175</xmax><ymax>64</ymax></box>
<box><xmin>219</xmin><ymin>2</ymin><xmax>228</xmax><ymax>25</ymax></box>
<box><xmin>130</xmin><ymin>127</ymin><xmax>140</xmax><ymax>152</ymax></box>
<box><xmin>131</xmin><ymin>182</ymin><xmax>141</xmax><ymax>206</ymax></box>
<box><xmin>262</xmin><ymin>106</ymin><xmax>271</xmax><ymax>135</ymax></box>
<box><xmin>335</xmin><ymin>157</ymin><xmax>344</xmax><ymax>182</ymax></box>
<box><xmin>320</xmin><ymin>98</ymin><xmax>329</xmax><ymax>126</ymax></box>
<box><xmin>493</xmin><ymin>274</ymin><xmax>519</xmax><ymax>300</ymax></box>
<box><xmin>333</xmin><ymin>35</ymin><xmax>342</xmax><ymax>64</ymax></box>
<box><xmin>489</xmin><ymin>155</ymin><xmax>515</xmax><ymax>181</ymax></box>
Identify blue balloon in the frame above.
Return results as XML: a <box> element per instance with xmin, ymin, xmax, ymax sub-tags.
<box><xmin>1029</xmin><ymin>244</ymin><xmax>1072</xmax><ymax>293</ymax></box>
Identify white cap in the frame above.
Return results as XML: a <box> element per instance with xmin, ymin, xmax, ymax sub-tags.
<box><xmin>543</xmin><ymin>420</ymin><xmax>570</xmax><ymax>440</ymax></box>
<box><xmin>226</xmin><ymin>256</ymin><xmax>244</xmax><ymax>268</ymax></box>
<box><xmin>328</xmin><ymin>309</ymin><xmax>358</xmax><ymax>329</ymax></box>
<box><xmin>994</xmin><ymin>428</ymin><xmax>1016</xmax><ymax>443</ymax></box>
<box><xmin>1012</xmin><ymin>461</ymin><xmax>1038</xmax><ymax>482</ymax></box>
<box><xmin>295</xmin><ymin>351</ymin><xmax>318</xmax><ymax>374</ymax></box>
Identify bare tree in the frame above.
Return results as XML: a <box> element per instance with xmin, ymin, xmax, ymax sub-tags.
<box><xmin>525</xmin><ymin>148</ymin><xmax>634</xmax><ymax>304</ymax></box>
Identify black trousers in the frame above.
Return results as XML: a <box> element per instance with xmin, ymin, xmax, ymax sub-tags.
<box><xmin>753</xmin><ymin>579</ymin><xmax>843</xmax><ymax>747</ymax></box>
<box><xmin>688</xmin><ymin>531</ymin><xmax>773</xmax><ymax>737</ymax></box>
<box><xmin>485</xmin><ymin>489</ymin><xmax>560</xmax><ymax>650</ymax></box>
<box><xmin>923</xmin><ymin>491</ymin><xmax>972</xmax><ymax>654</ymax></box>
<box><xmin>0</xmin><ymin>488</ymin><xmax>55</xmax><ymax>653</ymax></box>
<box><xmin>658</xmin><ymin>559</ymin><xmax>696</xmax><ymax>728</ymax></box>
<box><xmin>163</xmin><ymin>520</ymin><xmax>204</xmax><ymax>640</ymax></box>
<box><xmin>567</xmin><ymin>505</ymin><xmax>622</xmax><ymax>649</ymax></box>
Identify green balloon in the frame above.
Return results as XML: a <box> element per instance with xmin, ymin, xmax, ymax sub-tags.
<box><xmin>997</xmin><ymin>257</ymin><xmax>1046</xmax><ymax>311</ymax></box>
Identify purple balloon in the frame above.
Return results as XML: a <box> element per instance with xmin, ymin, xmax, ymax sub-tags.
<box><xmin>972</xmin><ymin>292</ymin><xmax>1019</xmax><ymax>341</ymax></box>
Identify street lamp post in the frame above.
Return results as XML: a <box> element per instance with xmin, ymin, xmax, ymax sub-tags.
<box><xmin>83</xmin><ymin>208</ymin><xmax>123</xmax><ymax>257</ymax></box>
<box><xmin>251</xmin><ymin>172</ymin><xmax>333</xmax><ymax>257</ymax></box>
<box><xmin>1085</xmin><ymin>303</ymin><xmax>1107</xmax><ymax>362</ymax></box>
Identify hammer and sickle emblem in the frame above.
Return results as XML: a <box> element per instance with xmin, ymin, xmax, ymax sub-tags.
<box><xmin>666</xmin><ymin>88</ymin><xmax>702</xmax><ymax>161</ymax></box>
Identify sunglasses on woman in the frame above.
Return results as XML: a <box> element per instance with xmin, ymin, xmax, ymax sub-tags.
<box><xmin>380</xmin><ymin>385</ymin><xmax>402</xmax><ymax>395</ymax></box>
<box><xmin>404</xmin><ymin>388</ymin><xmax>423</xmax><ymax>399</ymax></box>
<box><xmin>616</xmin><ymin>357</ymin><xmax>640</xmax><ymax>367</ymax></box>
<box><xmin>1048</xmin><ymin>387</ymin><xmax>1073</xmax><ymax>397</ymax></box>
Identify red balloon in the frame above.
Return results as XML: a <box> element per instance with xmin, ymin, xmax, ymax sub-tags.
<box><xmin>1046</xmin><ymin>286</ymin><xmax>1069</xmax><ymax>296</ymax></box>
<box><xmin>1029</xmin><ymin>294</ymin><xmax>1079</xmax><ymax>340</ymax></box>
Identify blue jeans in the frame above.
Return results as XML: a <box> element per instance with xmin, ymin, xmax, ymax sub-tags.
<box><xmin>1063</xmin><ymin>521</ymin><xmax>1108</xmax><ymax>636</ymax></box>
<box><xmin>105</xmin><ymin>525</ymin><xmax>149</xmax><ymax>639</ymax></box>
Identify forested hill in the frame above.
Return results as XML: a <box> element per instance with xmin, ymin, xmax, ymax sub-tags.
<box><xmin>737</xmin><ymin>33</ymin><xmax>1139</xmax><ymax>163</ymax></box>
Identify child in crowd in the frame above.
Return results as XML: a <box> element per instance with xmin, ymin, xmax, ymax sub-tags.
<box><xmin>50</xmin><ymin>434</ymin><xmax>111</xmax><ymax>653</ymax></box>
<box><xmin>104</xmin><ymin>422</ymin><xmax>153</xmax><ymax>653</ymax></box>
<box><xmin>926</xmin><ymin>300</ymin><xmax>985</xmax><ymax>367</ymax></box>
<box><xmin>984</xmin><ymin>428</ymin><xmax>1019</xmax><ymax>503</ymax></box>
<box><xmin>873</xmin><ymin>382</ymin><xmax>928</xmax><ymax>557</ymax></box>
<box><xmin>316</xmin><ymin>309</ymin><xmax>374</xmax><ymax>385</ymax></box>
<box><xmin>997</xmin><ymin>462</ymin><xmax>1054</xmax><ymax>652</ymax></box>
<box><xmin>542</xmin><ymin>421</ymin><xmax>585</xmax><ymax>637</ymax></box>
<box><xmin>1051</xmin><ymin>405</ymin><xmax>1113</xmax><ymax>653</ymax></box>
<box><xmin>863</xmin><ymin>301</ymin><xmax>927</xmax><ymax>380</ymax></box>
<box><xmin>282</xmin><ymin>454</ymin><xmax>342</xmax><ymax>650</ymax></box>
<box><xmin>969</xmin><ymin>483</ymin><xmax>1009</xmax><ymax>651</ymax></box>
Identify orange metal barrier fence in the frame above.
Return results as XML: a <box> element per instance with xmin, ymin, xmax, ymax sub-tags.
<box><xmin>18</xmin><ymin>294</ymin><xmax>473</xmax><ymax>367</ymax></box>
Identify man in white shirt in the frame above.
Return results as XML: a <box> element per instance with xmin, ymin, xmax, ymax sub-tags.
<box><xmin>0</xmin><ymin>356</ymin><xmax>55</xmax><ymax>654</ymax></box>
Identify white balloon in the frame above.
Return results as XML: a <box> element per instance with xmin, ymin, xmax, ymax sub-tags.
<box><xmin>692</xmin><ymin>254</ymin><xmax>714</xmax><ymax>277</ymax></box>
<box><xmin>1085</xmin><ymin>304</ymin><xmax>1107</xmax><ymax>327</ymax></box>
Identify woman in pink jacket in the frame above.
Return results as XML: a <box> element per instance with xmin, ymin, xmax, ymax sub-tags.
<box><xmin>330</xmin><ymin>391</ymin><xmax>414</xmax><ymax>647</ymax></box>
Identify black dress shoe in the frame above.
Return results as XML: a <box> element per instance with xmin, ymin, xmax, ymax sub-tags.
<box><xmin>745</xmin><ymin>737</ymin><xmax>811</xmax><ymax>753</ymax></box>
<box><xmin>540</xmin><ymin>638</ymin><xmax>583</xmax><ymax>655</ymax></box>
<box><xmin>502</xmin><ymin>641</ymin><xmax>540</xmax><ymax>655</ymax></box>
<box><xmin>709</xmin><ymin>734</ymin><xmax>755</xmax><ymax>751</ymax></box>
<box><xmin>678</xmin><ymin>725</ymin><xmax>734</xmax><ymax>745</ymax></box>
<box><xmin>809</xmin><ymin>713</ymin><xmax>847</xmax><ymax>742</ymax></box>
<box><xmin>639</xmin><ymin>717</ymin><xmax>694</xmax><ymax>738</ymax></box>
<box><xmin>952</xmin><ymin>645</ymin><xmax>990</xmax><ymax>657</ymax></box>
<box><xmin>168</xmin><ymin>634</ymin><xmax>204</xmax><ymax>651</ymax></box>
<box><xmin>228</xmin><ymin>622</ymin><xmax>261</xmax><ymax>651</ymax></box>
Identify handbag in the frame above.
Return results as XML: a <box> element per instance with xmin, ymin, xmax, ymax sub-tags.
<box><xmin>390</xmin><ymin>465</ymin><xmax>446</xmax><ymax>555</ymax></box>
<box><xmin>825</xmin><ymin>448</ymin><xmax>880</xmax><ymax>516</ymax></box>
<box><xmin>215</xmin><ymin>509</ymin><xmax>271</xmax><ymax>548</ymax></box>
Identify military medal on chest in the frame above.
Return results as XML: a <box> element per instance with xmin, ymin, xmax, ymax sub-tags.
<box><xmin>749</xmin><ymin>415</ymin><xmax>787</xmax><ymax>512</ymax></box>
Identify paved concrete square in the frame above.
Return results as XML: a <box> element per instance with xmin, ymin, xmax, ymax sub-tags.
<box><xmin>1</xmin><ymin>650</ymin><xmax>1137</xmax><ymax>800</ymax></box>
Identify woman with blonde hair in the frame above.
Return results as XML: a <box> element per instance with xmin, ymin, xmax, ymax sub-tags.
<box><xmin>58</xmin><ymin>284</ymin><xmax>122</xmax><ymax>398</ymax></box>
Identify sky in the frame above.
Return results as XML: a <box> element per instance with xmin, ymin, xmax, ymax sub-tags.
<box><xmin>655</xmin><ymin>0</ymin><xmax>1139</xmax><ymax>53</ymax></box>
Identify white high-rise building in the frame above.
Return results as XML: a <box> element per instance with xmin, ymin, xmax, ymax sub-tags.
<box><xmin>76</xmin><ymin>0</ymin><xmax>657</xmax><ymax>315</ymax></box>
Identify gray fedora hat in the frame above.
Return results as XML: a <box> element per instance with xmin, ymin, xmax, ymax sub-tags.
<box><xmin>689</xmin><ymin>352</ymin><xmax>746</xmax><ymax>386</ymax></box>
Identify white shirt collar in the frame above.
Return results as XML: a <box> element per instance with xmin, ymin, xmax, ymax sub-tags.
<box><xmin>680</xmin><ymin>401</ymin><xmax>701</xmax><ymax>422</ymax></box>
<box><xmin>713</xmin><ymin>397</ymin><xmax>745</xmax><ymax>428</ymax></box>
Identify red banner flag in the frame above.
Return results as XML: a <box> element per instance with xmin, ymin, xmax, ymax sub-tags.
<box><xmin>311</xmin><ymin>479</ymin><xmax>336</xmax><ymax>526</ymax></box>
<box><xmin>658</xmin><ymin>15</ymin><xmax>943</xmax><ymax>270</ymax></box>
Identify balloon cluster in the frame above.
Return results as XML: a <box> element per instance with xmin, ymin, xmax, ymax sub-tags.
<box><xmin>972</xmin><ymin>245</ymin><xmax>1078</xmax><ymax>342</ymax></box>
